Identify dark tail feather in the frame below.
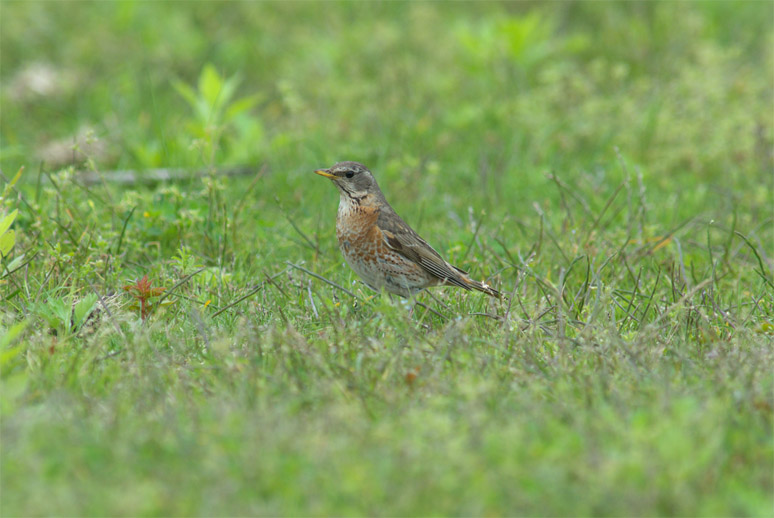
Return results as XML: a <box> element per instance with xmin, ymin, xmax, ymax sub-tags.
<box><xmin>448</xmin><ymin>264</ymin><xmax>500</xmax><ymax>298</ymax></box>
<box><xmin>467</xmin><ymin>277</ymin><xmax>500</xmax><ymax>298</ymax></box>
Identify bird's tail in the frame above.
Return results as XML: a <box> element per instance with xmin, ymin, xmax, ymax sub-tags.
<box><xmin>448</xmin><ymin>264</ymin><xmax>500</xmax><ymax>298</ymax></box>
<box><xmin>466</xmin><ymin>277</ymin><xmax>500</xmax><ymax>298</ymax></box>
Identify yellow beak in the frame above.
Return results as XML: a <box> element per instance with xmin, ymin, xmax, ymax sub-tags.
<box><xmin>314</xmin><ymin>169</ymin><xmax>336</xmax><ymax>179</ymax></box>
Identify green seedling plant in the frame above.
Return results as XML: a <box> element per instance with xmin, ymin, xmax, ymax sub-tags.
<box><xmin>173</xmin><ymin>63</ymin><xmax>264</xmax><ymax>166</ymax></box>
<box><xmin>31</xmin><ymin>293</ymin><xmax>98</xmax><ymax>338</ymax></box>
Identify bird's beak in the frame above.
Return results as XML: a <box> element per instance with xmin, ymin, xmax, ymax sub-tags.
<box><xmin>314</xmin><ymin>168</ymin><xmax>336</xmax><ymax>179</ymax></box>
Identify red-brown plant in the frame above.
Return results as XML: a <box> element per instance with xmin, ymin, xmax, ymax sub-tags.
<box><xmin>122</xmin><ymin>274</ymin><xmax>165</xmax><ymax>321</ymax></box>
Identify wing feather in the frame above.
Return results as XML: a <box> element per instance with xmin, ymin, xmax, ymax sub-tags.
<box><xmin>378</xmin><ymin>209</ymin><xmax>471</xmax><ymax>290</ymax></box>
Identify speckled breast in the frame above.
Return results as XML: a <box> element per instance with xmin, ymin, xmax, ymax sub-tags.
<box><xmin>335</xmin><ymin>198</ymin><xmax>431</xmax><ymax>297</ymax></box>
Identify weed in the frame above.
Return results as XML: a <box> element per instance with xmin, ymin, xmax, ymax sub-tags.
<box><xmin>122</xmin><ymin>274</ymin><xmax>166</xmax><ymax>321</ymax></box>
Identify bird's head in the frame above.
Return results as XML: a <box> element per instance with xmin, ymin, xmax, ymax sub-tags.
<box><xmin>314</xmin><ymin>161</ymin><xmax>380</xmax><ymax>200</ymax></box>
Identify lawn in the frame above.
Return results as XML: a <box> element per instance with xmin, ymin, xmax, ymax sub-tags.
<box><xmin>1</xmin><ymin>1</ymin><xmax>772</xmax><ymax>516</ymax></box>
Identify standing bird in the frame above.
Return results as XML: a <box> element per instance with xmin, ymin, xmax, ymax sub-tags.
<box><xmin>314</xmin><ymin>161</ymin><xmax>499</xmax><ymax>298</ymax></box>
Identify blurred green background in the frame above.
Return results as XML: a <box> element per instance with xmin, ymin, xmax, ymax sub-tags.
<box><xmin>2</xmin><ymin>1</ymin><xmax>771</xmax><ymax>203</ymax></box>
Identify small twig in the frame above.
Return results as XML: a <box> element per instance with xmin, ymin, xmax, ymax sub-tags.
<box><xmin>114</xmin><ymin>206</ymin><xmax>136</xmax><ymax>256</ymax></box>
<box><xmin>494</xmin><ymin>236</ymin><xmax>517</xmax><ymax>267</ymax></box>
<box><xmin>0</xmin><ymin>252</ymin><xmax>39</xmax><ymax>281</ymax></box>
<box><xmin>546</xmin><ymin>173</ymin><xmax>594</xmax><ymax>220</ymax></box>
<box><xmin>96</xmin><ymin>349</ymin><xmax>123</xmax><ymax>362</ymax></box>
<box><xmin>211</xmin><ymin>267</ymin><xmax>290</xmax><ymax>318</ymax></box>
<box><xmin>533</xmin><ymin>304</ymin><xmax>558</xmax><ymax>325</ymax></box>
<box><xmin>548</xmin><ymin>172</ymin><xmax>575</xmax><ymax>228</ymax></box>
<box><xmin>424</xmin><ymin>289</ymin><xmax>453</xmax><ymax>313</ymax></box>
<box><xmin>415</xmin><ymin>301</ymin><xmax>447</xmax><ymax>320</ymax></box>
<box><xmin>639</xmin><ymin>266</ymin><xmax>662</xmax><ymax>323</ymax></box>
<box><xmin>532</xmin><ymin>202</ymin><xmax>570</xmax><ymax>264</ymax></box>
<box><xmin>276</xmin><ymin>196</ymin><xmax>320</xmax><ymax>254</ymax></box>
<box><xmin>155</xmin><ymin>266</ymin><xmax>208</xmax><ymax>307</ymax></box>
<box><xmin>307</xmin><ymin>280</ymin><xmax>319</xmax><ymax>319</ymax></box>
<box><xmin>33</xmin><ymin>263</ymin><xmax>57</xmax><ymax>305</ymax></box>
<box><xmin>503</xmin><ymin>263</ymin><xmax>528</xmax><ymax>327</ymax></box>
<box><xmin>619</xmin><ymin>266</ymin><xmax>643</xmax><ymax>332</ymax></box>
<box><xmin>635</xmin><ymin>217</ymin><xmax>695</xmax><ymax>259</ymax></box>
<box><xmin>612</xmin><ymin>293</ymin><xmax>642</xmax><ymax>326</ymax></box>
<box><xmin>263</xmin><ymin>269</ymin><xmax>289</xmax><ymax>298</ymax></box>
<box><xmin>644</xmin><ymin>278</ymin><xmax>713</xmax><ymax>331</ymax></box>
<box><xmin>461</xmin><ymin>207</ymin><xmax>488</xmax><ymax>263</ymax></box>
<box><xmin>741</xmin><ymin>292</ymin><xmax>767</xmax><ymax>327</ymax></box>
<box><xmin>469</xmin><ymin>312</ymin><xmax>502</xmax><ymax>321</ymax></box>
<box><xmin>584</xmin><ymin>180</ymin><xmax>626</xmax><ymax>246</ymax></box>
<box><xmin>735</xmin><ymin>230</ymin><xmax>774</xmax><ymax>289</ymax></box>
<box><xmin>286</xmin><ymin>261</ymin><xmax>358</xmax><ymax>299</ymax></box>
<box><xmin>174</xmin><ymin>292</ymin><xmax>217</xmax><ymax>308</ymax></box>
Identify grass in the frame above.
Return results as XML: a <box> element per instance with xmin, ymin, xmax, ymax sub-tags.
<box><xmin>1</xmin><ymin>1</ymin><xmax>773</xmax><ymax>516</ymax></box>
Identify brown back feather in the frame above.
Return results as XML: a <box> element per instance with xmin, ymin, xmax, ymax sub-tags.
<box><xmin>377</xmin><ymin>206</ymin><xmax>476</xmax><ymax>291</ymax></box>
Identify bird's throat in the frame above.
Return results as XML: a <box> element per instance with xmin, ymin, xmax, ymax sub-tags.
<box><xmin>337</xmin><ymin>186</ymin><xmax>368</xmax><ymax>206</ymax></box>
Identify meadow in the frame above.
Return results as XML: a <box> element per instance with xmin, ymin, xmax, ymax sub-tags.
<box><xmin>1</xmin><ymin>2</ymin><xmax>772</xmax><ymax>515</ymax></box>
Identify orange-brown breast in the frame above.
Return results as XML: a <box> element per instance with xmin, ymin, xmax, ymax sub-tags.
<box><xmin>335</xmin><ymin>195</ymin><xmax>433</xmax><ymax>296</ymax></box>
<box><xmin>336</xmin><ymin>200</ymin><xmax>380</xmax><ymax>263</ymax></box>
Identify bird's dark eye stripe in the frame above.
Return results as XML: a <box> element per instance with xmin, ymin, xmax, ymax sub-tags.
<box><xmin>345</xmin><ymin>171</ymin><xmax>355</xmax><ymax>178</ymax></box>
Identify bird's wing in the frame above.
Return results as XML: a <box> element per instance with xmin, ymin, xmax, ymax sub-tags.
<box><xmin>377</xmin><ymin>208</ymin><xmax>471</xmax><ymax>290</ymax></box>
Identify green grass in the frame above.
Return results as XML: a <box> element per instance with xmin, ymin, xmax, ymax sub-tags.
<box><xmin>1</xmin><ymin>2</ymin><xmax>773</xmax><ymax>516</ymax></box>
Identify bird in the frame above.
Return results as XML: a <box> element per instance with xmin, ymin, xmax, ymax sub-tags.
<box><xmin>314</xmin><ymin>161</ymin><xmax>499</xmax><ymax>298</ymax></box>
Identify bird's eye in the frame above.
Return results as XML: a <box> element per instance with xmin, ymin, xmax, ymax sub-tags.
<box><xmin>345</xmin><ymin>171</ymin><xmax>355</xmax><ymax>178</ymax></box>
